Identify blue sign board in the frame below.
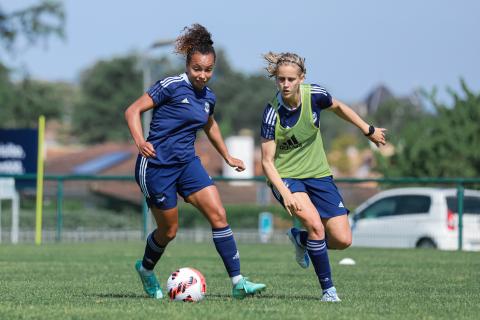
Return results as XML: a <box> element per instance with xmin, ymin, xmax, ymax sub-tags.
<box><xmin>0</xmin><ymin>129</ymin><xmax>38</xmax><ymax>188</ymax></box>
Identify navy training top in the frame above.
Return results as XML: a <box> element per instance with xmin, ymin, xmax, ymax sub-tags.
<box><xmin>260</xmin><ymin>84</ymin><xmax>333</xmax><ymax>140</ymax></box>
<box><xmin>146</xmin><ymin>73</ymin><xmax>216</xmax><ymax>165</ymax></box>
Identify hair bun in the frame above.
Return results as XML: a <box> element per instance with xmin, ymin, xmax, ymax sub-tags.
<box><xmin>175</xmin><ymin>24</ymin><xmax>214</xmax><ymax>57</ymax></box>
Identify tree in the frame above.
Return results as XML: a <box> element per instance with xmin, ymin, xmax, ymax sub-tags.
<box><xmin>0</xmin><ymin>59</ymin><xmax>75</xmax><ymax>129</ymax></box>
<box><xmin>368</xmin><ymin>97</ymin><xmax>428</xmax><ymax>145</ymax></box>
<box><xmin>1</xmin><ymin>77</ymin><xmax>75</xmax><ymax>128</ymax></box>
<box><xmin>0</xmin><ymin>1</ymin><xmax>66</xmax><ymax>129</ymax></box>
<box><xmin>209</xmin><ymin>49</ymin><xmax>274</xmax><ymax>137</ymax></box>
<box><xmin>0</xmin><ymin>0</ymin><xmax>64</xmax><ymax>56</ymax></box>
<box><xmin>328</xmin><ymin>133</ymin><xmax>360</xmax><ymax>174</ymax></box>
<box><xmin>0</xmin><ymin>63</ymin><xmax>15</xmax><ymax>121</ymax></box>
<box><xmin>69</xmin><ymin>49</ymin><xmax>272</xmax><ymax>144</ymax></box>
<box><xmin>375</xmin><ymin>80</ymin><xmax>480</xmax><ymax>177</ymax></box>
<box><xmin>72</xmin><ymin>55</ymin><xmax>143</xmax><ymax>143</ymax></box>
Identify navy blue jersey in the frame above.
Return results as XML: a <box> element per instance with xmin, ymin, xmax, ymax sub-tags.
<box><xmin>146</xmin><ymin>73</ymin><xmax>216</xmax><ymax>165</ymax></box>
<box><xmin>260</xmin><ymin>84</ymin><xmax>332</xmax><ymax>140</ymax></box>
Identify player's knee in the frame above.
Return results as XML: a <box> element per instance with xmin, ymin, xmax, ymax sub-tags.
<box><xmin>308</xmin><ymin>222</ymin><xmax>325</xmax><ymax>239</ymax></box>
<box><xmin>331</xmin><ymin>235</ymin><xmax>352</xmax><ymax>250</ymax></box>
<box><xmin>164</xmin><ymin>225</ymin><xmax>178</xmax><ymax>242</ymax></box>
<box><xmin>208</xmin><ymin>206</ymin><xmax>227</xmax><ymax>227</ymax></box>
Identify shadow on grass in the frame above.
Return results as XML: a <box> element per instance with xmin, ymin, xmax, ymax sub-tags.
<box><xmin>206</xmin><ymin>293</ymin><xmax>319</xmax><ymax>301</ymax></box>
<box><xmin>89</xmin><ymin>292</ymin><xmax>319</xmax><ymax>301</ymax></box>
<box><xmin>90</xmin><ymin>293</ymin><xmax>146</xmax><ymax>299</ymax></box>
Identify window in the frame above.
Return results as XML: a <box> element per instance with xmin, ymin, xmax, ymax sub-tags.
<box><xmin>357</xmin><ymin>195</ymin><xmax>431</xmax><ymax>220</ymax></box>
<box><xmin>447</xmin><ymin>196</ymin><xmax>480</xmax><ymax>214</ymax></box>
<box><xmin>357</xmin><ymin>197</ymin><xmax>396</xmax><ymax>219</ymax></box>
<box><xmin>395</xmin><ymin>196</ymin><xmax>431</xmax><ymax>215</ymax></box>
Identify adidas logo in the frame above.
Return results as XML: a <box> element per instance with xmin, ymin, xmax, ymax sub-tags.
<box><xmin>279</xmin><ymin>135</ymin><xmax>302</xmax><ymax>150</ymax></box>
<box><xmin>232</xmin><ymin>251</ymin><xmax>240</xmax><ymax>260</ymax></box>
<box><xmin>338</xmin><ymin>202</ymin><xmax>344</xmax><ymax>208</ymax></box>
<box><xmin>181</xmin><ymin>97</ymin><xmax>190</xmax><ymax>104</ymax></box>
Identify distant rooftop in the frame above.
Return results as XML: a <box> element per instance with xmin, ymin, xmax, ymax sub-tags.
<box><xmin>72</xmin><ymin>151</ymin><xmax>131</xmax><ymax>174</ymax></box>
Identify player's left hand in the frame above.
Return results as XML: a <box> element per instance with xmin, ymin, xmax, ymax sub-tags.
<box><xmin>368</xmin><ymin>127</ymin><xmax>387</xmax><ymax>147</ymax></box>
<box><xmin>226</xmin><ymin>156</ymin><xmax>245</xmax><ymax>172</ymax></box>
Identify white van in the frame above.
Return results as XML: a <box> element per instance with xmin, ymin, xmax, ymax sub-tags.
<box><xmin>350</xmin><ymin>188</ymin><xmax>480</xmax><ymax>251</ymax></box>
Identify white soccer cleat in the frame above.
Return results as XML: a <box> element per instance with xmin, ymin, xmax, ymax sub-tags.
<box><xmin>287</xmin><ymin>228</ymin><xmax>309</xmax><ymax>269</ymax></box>
<box><xmin>321</xmin><ymin>287</ymin><xmax>341</xmax><ymax>302</ymax></box>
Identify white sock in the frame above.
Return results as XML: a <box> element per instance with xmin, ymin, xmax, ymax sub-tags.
<box><xmin>139</xmin><ymin>264</ymin><xmax>153</xmax><ymax>275</ymax></box>
<box><xmin>231</xmin><ymin>275</ymin><xmax>243</xmax><ymax>285</ymax></box>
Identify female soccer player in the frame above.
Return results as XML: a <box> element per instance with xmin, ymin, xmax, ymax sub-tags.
<box><xmin>125</xmin><ymin>24</ymin><xmax>265</xmax><ymax>299</ymax></box>
<box><xmin>260</xmin><ymin>52</ymin><xmax>386</xmax><ymax>301</ymax></box>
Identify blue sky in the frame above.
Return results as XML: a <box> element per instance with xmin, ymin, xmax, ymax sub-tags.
<box><xmin>3</xmin><ymin>0</ymin><xmax>480</xmax><ymax>102</ymax></box>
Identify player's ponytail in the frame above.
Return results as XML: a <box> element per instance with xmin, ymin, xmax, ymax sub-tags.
<box><xmin>175</xmin><ymin>24</ymin><xmax>215</xmax><ymax>63</ymax></box>
<box><xmin>263</xmin><ymin>52</ymin><xmax>306</xmax><ymax>78</ymax></box>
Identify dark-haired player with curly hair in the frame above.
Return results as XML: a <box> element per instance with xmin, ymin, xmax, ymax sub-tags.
<box><xmin>260</xmin><ymin>52</ymin><xmax>386</xmax><ymax>302</ymax></box>
<box><xmin>125</xmin><ymin>24</ymin><xmax>265</xmax><ymax>300</ymax></box>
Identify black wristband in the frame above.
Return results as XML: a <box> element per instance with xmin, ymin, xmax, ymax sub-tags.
<box><xmin>365</xmin><ymin>125</ymin><xmax>375</xmax><ymax>136</ymax></box>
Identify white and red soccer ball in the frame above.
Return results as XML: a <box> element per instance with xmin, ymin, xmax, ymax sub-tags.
<box><xmin>167</xmin><ymin>267</ymin><xmax>206</xmax><ymax>302</ymax></box>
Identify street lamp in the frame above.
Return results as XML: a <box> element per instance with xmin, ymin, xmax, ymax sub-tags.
<box><xmin>142</xmin><ymin>39</ymin><xmax>175</xmax><ymax>137</ymax></box>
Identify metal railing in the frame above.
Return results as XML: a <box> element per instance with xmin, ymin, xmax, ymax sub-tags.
<box><xmin>1</xmin><ymin>174</ymin><xmax>480</xmax><ymax>249</ymax></box>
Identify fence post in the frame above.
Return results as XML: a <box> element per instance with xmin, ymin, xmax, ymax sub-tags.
<box><xmin>56</xmin><ymin>178</ymin><xmax>64</xmax><ymax>242</ymax></box>
<box><xmin>456</xmin><ymin>182</ymin><xmax>464</xmax><ymax>251</ymax></box>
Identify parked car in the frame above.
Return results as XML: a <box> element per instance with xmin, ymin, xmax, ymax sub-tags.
<box><xmin>350</xmin><ymin>188</ymin><xmax>480</xmax><ymax>251</ymax></box>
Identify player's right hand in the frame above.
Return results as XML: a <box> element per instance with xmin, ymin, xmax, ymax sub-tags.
<box><xmin>138</xmin><ymin>141</ymin><xmax>156</xmax><ymax>158</ymax></box>
<box><xmin>282</xmin><ymin>193</ymin><xmax>302</xmax><ymax>216</ymax></box>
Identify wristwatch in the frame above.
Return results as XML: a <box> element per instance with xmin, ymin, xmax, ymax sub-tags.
<box><xmin>365</xmin><ymin>125</ymin><xmax>375</xmax><ymax>136</ymax></box>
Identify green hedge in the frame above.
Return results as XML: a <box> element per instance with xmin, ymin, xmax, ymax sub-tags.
<box><xmin>0</xmin><ymin>199</ymin><xmax>290</xmax><ymax>229</ymax></box>
<box><xmin>176</xmin><ymin>204</ymin><xmax>290</xmax><ymax>228</ymax></box>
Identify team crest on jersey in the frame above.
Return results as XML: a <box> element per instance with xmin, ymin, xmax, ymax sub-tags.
<box><xmin>204</xmin><ymin>102</ymin><xmax>210</xmax><ymax>113</ymax></box>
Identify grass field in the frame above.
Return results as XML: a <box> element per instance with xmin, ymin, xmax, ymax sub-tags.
<box><xmin>0</xmin><ymin>242</ymin><xmax>478</xmax><ymax>320</ymax></box>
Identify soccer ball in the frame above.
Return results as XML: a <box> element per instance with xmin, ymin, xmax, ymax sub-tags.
<box><xmin>167</xmin><ymin>267</ymin><xmax>206</xmax><ymax>302</ymax></box>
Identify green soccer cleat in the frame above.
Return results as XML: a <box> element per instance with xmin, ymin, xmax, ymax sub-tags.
<box><xmin>134</xmin><ymin>260</ymin><xmax>163</xmax><ymax>299</ymax></box>
<box><xmin>232</xmin><ymin>277</ymin><xmax>266</xmax><ymax>299</ymax></box>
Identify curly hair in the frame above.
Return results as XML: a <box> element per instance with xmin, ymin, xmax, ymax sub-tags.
<box><xmin>175</xmin><ymin>24</ymin><xmax>215</xmax><ymax>63</ymax></box>
<box><xmin>263</xmin><ymin>52</ymin><xmax>306</xmax><ymax>78</ymax></box>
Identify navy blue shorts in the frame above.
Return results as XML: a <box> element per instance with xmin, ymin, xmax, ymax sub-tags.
<box><xmin>271</xmin><ymin>176</ymin><xmax>349</xmax><ymax>218</ymax></box>
<box><xmin>135</xmin><ymin>155</ymin><xmax>214</xmax><ymax>210</ymax></box>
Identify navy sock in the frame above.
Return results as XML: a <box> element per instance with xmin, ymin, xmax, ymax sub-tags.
<box><xmin>298</xmin><ymin>230</ymin><xmax>308</xmax><ymax>247</ymax></box>
<box><xmin>298</xmin><ymin>230</ymin><xmax>331</xmax><ymax>248</ymax></box>
<box><xmin>307</xmin><ymin>239</ymin><xmax>334</xmax><ymax>291</ymax></box>
<box><xmin>212</xmin><ymin>226</ymin><xmax>241</xmax><ymax>277</ymax></box>
<box><xmin>141</xmin><ymin>230</ymin><xmax>165</xmax><ymax>270</ymax></box>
